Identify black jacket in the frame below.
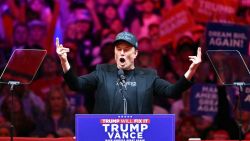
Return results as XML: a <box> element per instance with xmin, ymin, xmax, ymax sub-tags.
<box><xmin>64</xmin><ymin>64</ymin><xmax>192</xmax><ymax>114</ymax></box>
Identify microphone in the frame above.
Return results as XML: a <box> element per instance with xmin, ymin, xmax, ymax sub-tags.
<box><xmin>118</xmin><ymin>69</ymin><xmax>128</xmax><ymax>114</ymax></box>
<box><xmin>118</xmin><ymin>69</ymin><xmax>126</xmax><ymax>85</ymax></box>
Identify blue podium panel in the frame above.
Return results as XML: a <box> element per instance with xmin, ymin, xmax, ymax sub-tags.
<box><xmin>76</xmin><ymin>114</ymin><xmax>175</xmax><ymax>141</ymax></box>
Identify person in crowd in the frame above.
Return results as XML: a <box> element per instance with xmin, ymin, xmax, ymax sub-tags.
<box><xmin>130</xmin><ymin>0</ymin><xmax>160</xmax><ymax>38</ymax></box>
<box><xmin>11</xmin><ymin>23</ymin><xmax>29</xmax><ymax>50</ymax></box>
<box><xmin>29</xmin><ymin>55</ymin><xmax>63</xmax><ymax>101</ymax></box>
<box><xmin>1</xmin><ymin>95</ymin><xmax>35</xmax><ymax>136</ymax></box>
<box><xmin>62</xmin><ymin>82</ymin><xmax>88</xmax><ymax>114</ymax></box>
<box><xmin>14</xmin><ymin>85</ymin><xmax>45</xmax><ymax>122</ymax></box>
<box><xmin>176</xmin><ymin>116</ymin><xmax>199</xmax><ymax>141</ymax></box>
<box><xmin>33</xmin><ymin>86</ymin><xmax>74</xmax><ymax>137</ymax></box>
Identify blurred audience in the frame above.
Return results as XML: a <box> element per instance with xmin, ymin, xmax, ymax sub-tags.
<box><xmin>176</xmin><ymin>116</ymin><xmax>199</xmax><ymax>141</ymax></box>
<box><xmin>1</xmin><ymin>95</ymin><xmax>35</xmax><ymax>136</ymax></box>
<box><xmin>29</xmin><ymin>55</ymin><xmax>63</xmax><ymax>101</ymax></box>
<box><xmin>0</xmin><ymin>0</ymin><xmax>249</xmax><ymax>139</ymax></box>
<box><xmin>33</xmin><ymin>86</ymin><xmax>74</xmax><ymax>137</ymax></box>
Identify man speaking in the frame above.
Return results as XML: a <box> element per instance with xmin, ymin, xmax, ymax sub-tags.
<box><xmin>56</xmin><ymin>31</ymin><xmax>202</xmax><ymax>114</ymax></box>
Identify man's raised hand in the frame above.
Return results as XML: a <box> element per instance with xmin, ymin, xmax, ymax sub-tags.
<box><xmin>56</xmin><ymin>37</ymin><xmax>70</xmax><ymax>62</ymax></box>
<box><xmin>188</xmin><ymin>47</ymin><xmax>202</xmax><ymax>71</ymax></box>
<box><xmin>184</xmin><ymin>47</ymin><xmax>202</xmax><ymax>80</ymax></box>
<box><xmin>56</xmin><ymin>37</ymin><xmax>71</xmax><ymax>72</ymax></box>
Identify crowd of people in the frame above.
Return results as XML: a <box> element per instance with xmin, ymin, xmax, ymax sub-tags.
<box><xmin>0</xmin><ymin>0</ymin><xmax>249</xmax><ymax>140</ymax></box>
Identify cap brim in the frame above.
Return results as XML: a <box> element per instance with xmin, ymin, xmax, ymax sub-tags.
<box><xmin>113</xmin><ymin>40</ymin><xmax>135</xmax><ymax>48</ymax></box>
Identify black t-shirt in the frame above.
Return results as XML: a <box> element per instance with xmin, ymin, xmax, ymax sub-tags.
<box><xmin>112</xmin><ymin>69</ymin><xmax>138</xmax><ymax>114</ymax></box>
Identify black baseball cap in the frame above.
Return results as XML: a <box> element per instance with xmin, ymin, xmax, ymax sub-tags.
<box><xmin>114</xmin><ymin>31</ymin><xmax>138</xmax><ymax>49</ymax></box>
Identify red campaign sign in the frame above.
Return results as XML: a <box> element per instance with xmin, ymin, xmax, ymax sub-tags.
<box><xmin>159</xmin><ymin>2</ymin><xmax>195</xmax><ymax>45</ymax></box>
<box><xmin>192</xmin><ymin>0</ymin><xmax>239</xmax><ymax>23</ymax></box>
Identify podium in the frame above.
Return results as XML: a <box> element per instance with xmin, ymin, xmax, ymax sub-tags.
<box><xmin>0</xmin><ymin>137</ymin><xmax>75</xmax><ymax>141</ymax></box>
<box><xmin>75</xmin><ymin>114</ymin><xmax>175</xmax><ymax>141</ymax></box>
